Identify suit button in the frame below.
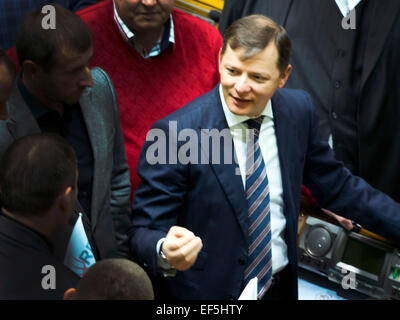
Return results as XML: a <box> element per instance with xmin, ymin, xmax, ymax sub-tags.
<box><xmin>238</xmin><ymin>258</ymin><xmax>246</xmax><ymax>265</ymax></box>
<box><xmin>331</xmin><ymin>112</ymin><xmax>338</xmax><ymax>120</ymax></box>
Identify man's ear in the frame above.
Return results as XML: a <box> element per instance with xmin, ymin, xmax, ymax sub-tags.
<box><xmin>278</xmin><ymin>64</ymin><xmax>292</xmax><ymax>88</ymax></box>
<box><xmin>63</xmin><ymin>288</ymin><xmax>77</xmax><ymax>300</ymax></box>
<box><xmin>56</xmin><ymin>186</ymin><xmax>72</xmax><ymax>212</ymax></box>
<box><xmin>64</xmin><ymin>186</ymin><xmax>72</xmax><ymax>197</ymax></box>
<box><xmin>21</xmin><ymin>60</ymin><xmax>39</xmax><ymax>76</ymax></box>
<box><xmin>218</xmin><ymin>48</ymin><xmax>223</xmax><ymax>75</ymax></box>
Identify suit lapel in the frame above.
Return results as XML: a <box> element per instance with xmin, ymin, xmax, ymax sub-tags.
<box><xmin>79</xmin><ymin>87</ymin><xmax>100</xmax><ymax>230</ymax></box>
<box><xmin>271</xmin><ymin>91</ymin><xmax>292</xmax><ymax>222</ymax></box>
<box><xmin>361</xmin><ymin>0</ymin><xmax>400</xmax><ymax>89</ymax></box>
<box><xmin>199</xmin><ymin>87</ymin><xmax>249</xmax><ymax>240</ymax></box>
<box><xmin>6</xmin><ymin>84</ymin><xmax>41</xmax><ymax>139</ymax></box>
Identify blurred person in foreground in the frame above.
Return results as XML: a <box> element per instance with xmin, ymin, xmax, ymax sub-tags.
<box><xmin>64</xmin><ymin>258</ymin><xmax>154</xmax><ymax>300</ymax></box>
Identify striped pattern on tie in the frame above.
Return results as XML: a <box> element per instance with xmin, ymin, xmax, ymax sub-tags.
<box><xmin>244</xmin><ymin>116</ymin><xmax>273</xmax><ymax>299</ymax></box>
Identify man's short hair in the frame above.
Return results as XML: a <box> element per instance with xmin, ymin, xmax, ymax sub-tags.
<box><xmin>74</xmin><ymin>259</ymin><xmax>154</xmax><ymax>300</ymax></box>
<box><xmin>0</xmin><ymin>49</ymin><xmax>17</xmax><ymax>77</ymax></box>
<box><xmin>221</xmin><ymin>14</ymin><xmax>291</xmax><ymax>75</ymax></box>
<box><xmin>16</xmin><ymin>4</ymin><xmax>92</xmax><ymax>72</ymax></box>
<box><xmin>0</xmin><ymin>133</ymin><xmax>77</xmax><ymax>217</ymax></box>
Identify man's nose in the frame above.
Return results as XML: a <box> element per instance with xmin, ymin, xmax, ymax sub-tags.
<box><xmin>234</xmin><ymin>75</ymin><xmax>251</xmax><ymax>94</ymax></box>
<box><xmin>80</xmin><ymin>67</ymin><xmax>93</xmax><ymax>88</ymax></box>
<box><xmin>141</xmin><ymin>0</ymin><xmax>157</xmax><ymax>7</ymax></box>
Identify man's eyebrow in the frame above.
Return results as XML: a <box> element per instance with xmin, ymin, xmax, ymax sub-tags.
<box><xmin>67</xmin><ymin>54</ymin><xmax>94</xmax><ymax>72</ymax></box>
<box><xmin>251</xmin><ymin>71</ymin><xmax>271</xmax><ymax>78</ymax></box>
<box><xmin>224</xmin><ymin>63</ymin><xmax>242</xmax><ymax>70</ymax></box>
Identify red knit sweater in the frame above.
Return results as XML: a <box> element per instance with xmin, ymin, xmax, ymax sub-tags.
<box><xmin>78</xmin><ymin>1</ymin><xmax>222</xmax><ymax>193</ymax></box>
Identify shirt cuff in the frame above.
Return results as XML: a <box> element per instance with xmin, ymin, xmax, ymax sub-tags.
<box><xmin>156</xmin><ymin>238</ymin><xmax>176</xmax><ymax>277</ymax></box>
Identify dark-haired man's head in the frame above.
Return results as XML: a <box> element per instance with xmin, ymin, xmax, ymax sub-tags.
<box><xmin>219</xmin><ymin>15</ymin><xmax>292</xmax><ymax>117</ymax></box>
<box><xmin>0</xmin><ymin>133</ymin><xmax>78</xmax><ymax>236</ymax></box>
<box><xmin>64</xmin><ymin>259</ymin><xmax>154</xmax><ymax>300</ymax></box>
<box><xmin>221</xmin><ymin>14</ymin><xmax>291</xmax><ymax>77</ymax></box>
<box><xmin>16</xmin><ymin>4</ymin><xmax>93</xmax><ymax>107</ymax></box>
<box><xmin>0</xmin><ymin>49</ymin><xmax>17</xmax><ymax>120</ymax></box>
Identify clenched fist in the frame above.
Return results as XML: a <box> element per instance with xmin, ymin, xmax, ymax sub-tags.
<box><xmin>161</xmin><ymin>226</ymin><xmax>203</xmax><ymax>271</ymax></box>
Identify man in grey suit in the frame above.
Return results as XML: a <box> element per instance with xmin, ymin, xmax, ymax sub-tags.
<box><xmin>0</xmin><ymin>4</ymin><xmax>131</xmax><ymax>260</ymax></box>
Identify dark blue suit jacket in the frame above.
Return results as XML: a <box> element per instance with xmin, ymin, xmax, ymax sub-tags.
<box><xmin>129</xmin><ymin>86</ymin><xmax>400</xmax><ymax>300</ymax></box>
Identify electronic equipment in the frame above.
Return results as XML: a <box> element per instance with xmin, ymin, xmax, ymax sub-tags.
<box><xmin>298</xmin><ymin>215</ymin><xmax>400</xmax><ymax>299</ymax></box>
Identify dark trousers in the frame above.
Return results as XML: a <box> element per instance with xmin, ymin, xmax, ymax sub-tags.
<box><xmin>261</xmin><ymin>265</ymin><xmax>293</xmax><ymax>300</ymax></box>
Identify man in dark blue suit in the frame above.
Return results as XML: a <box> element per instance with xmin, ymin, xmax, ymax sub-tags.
<box><xmin>128</xmin><ymin>15</ymin><xmax>400</xmax><ymax>300</ymax></box>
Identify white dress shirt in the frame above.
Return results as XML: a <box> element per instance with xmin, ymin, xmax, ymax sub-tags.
<box><xmin>335</xmin><ymin>0</ymin><xmax>362</xmax><ymax>17</ymax></box>
<box><xmin>219</xmin><ymin>85</ymin><xmax>288</xmax><ymax>275</ymax></box>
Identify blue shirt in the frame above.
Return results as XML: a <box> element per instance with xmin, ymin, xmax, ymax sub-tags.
<box><xmin>0</xmin><ymin>0</ymin><xmax>96</xmax><ymax>50</ymax></box>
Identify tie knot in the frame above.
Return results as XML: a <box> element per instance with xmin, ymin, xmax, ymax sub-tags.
<box><xmin>246</xmin><ymin>116</ymin><xmax>264</xmax><ymax>136</ymax></box>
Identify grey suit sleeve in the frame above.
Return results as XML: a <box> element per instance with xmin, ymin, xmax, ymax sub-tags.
<box><xmin>98</xmin><ymin>68</ymin><xmax>132</xmax><ymax>258</ymax></box>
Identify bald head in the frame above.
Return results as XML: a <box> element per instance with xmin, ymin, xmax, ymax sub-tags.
<box><xmin>67</xmin><ymin>259</ymin><xmax>154</xmax><ymax>300</ymax></box>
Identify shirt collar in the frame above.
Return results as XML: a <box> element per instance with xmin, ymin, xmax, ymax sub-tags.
<box><xmin>218</xmin><ymin>84</ymin><xmax>273</xmax><ymax>129</ymax></box>
<box><xmin>335</xmin><ymin>0</ymin><xmax>362</xmax><ymax>17</ymax></box>
<box><xmin>17</xmin><ymin>75</ymin><xmax>77</xmax><ymax>121</ymax></box>
<box><xmin>113</xmin><ymin>1</ymin><xmax>175</xmax><ymax>59</ymax></box>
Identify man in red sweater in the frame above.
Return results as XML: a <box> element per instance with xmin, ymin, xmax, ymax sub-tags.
<box><xmin>78</xmin><ymin>0</ymin><xmax>222</xmax><ymax>193</ymax></box>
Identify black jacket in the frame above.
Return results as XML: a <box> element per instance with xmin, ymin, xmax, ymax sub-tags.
<box><xmin>219</xmin><ymin>0</ymin><xmax>400</xmax><ymax>203</ymax></box>
<box><xmin>0</xmin><ymin>213</ymin><xmax>80</xmax><ymax>299</ymax></box>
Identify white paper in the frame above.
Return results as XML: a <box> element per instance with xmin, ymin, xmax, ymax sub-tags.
<box><xmin>298</xmin><ymin>278</ymin><xmax>346</xmax><ymax>300</ymax></box>
<box><xmin>238</xmin><ymin>277</ymin><xmax>258</xmax><ymax>300</ymax></box>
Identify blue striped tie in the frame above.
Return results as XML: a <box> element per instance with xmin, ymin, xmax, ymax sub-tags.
<box><xmin>244</xmin><ymin>116</ymin><xmax>273</xmax><ymax>299</ymax></box>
